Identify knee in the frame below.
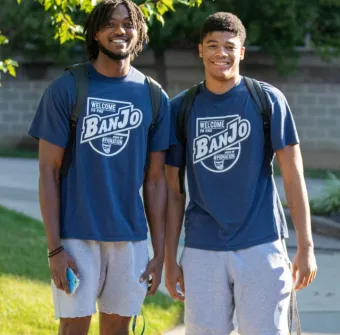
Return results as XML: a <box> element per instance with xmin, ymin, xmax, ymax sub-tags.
<box><xmin>101</xmin><ymin>315</ymin><xmax>131</xmax><ymax>335</ymax></box>
<box><xmin>114</xmin><ymin>317</ymin><xmax>131</xmax><ymax>334</ymax></box>
<box><xmin>60</xmin><ymin>317</ymin><xmax>91</xmax><ymax>335</ymax></box>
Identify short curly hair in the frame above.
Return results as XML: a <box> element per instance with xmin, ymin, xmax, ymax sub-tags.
<box><xmin>200</xmin><ymin>12</ymin><xmax>246</xmax><ymax>46</ymax></box>
<box><xmin>83</xmin><ymin>0</ymin><xmax>149</xmax><ymax>61</ymax></box>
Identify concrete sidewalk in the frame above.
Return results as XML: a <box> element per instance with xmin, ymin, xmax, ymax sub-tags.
<box><xmin>0</xmin><ymin>157</ymin><xmax>327</xmax><ymax>222</ymax></box>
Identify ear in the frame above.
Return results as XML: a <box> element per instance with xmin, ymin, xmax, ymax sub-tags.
<box><xmin>240</xmin><ymin>46</ymin><xmax>245</xmax><ymax>61</ymax></box>
<box><xmin>198</xmin><ymin>44</ymin><xmax>203</xmax><ymax>58</ymax></box>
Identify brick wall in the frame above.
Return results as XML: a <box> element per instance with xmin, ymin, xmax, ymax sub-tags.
<box><xmin>0</xmin><ymin>50</ymin><xmax>339</xmax><ymax>169</ymax></box>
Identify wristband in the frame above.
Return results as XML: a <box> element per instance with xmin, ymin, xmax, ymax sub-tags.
<box><xmin>48</xmin><ymin>245</ymin><xmax>64</xmax><ymax>258</ymax></box>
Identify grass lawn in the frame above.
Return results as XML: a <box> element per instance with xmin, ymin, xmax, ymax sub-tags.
<box><xmin>0</xmin><ymin>205</ymin><xmax>183</xmax><ymax>335</ymax></box>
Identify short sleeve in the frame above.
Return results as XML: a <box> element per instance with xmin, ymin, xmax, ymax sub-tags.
<box><xmin>165</xmin><ymin>95</ymin><xmax>186</xmax><ymax>168</ymax></box>
<box><xmin>28</xmin><ymin>73</ymin><xmax>76</xmax><ymax>148</ymax></box>
<box><xmin>268</xmin><ymin>88</ymin><xmax>300</xmax><ymax>151</ymax></box>
<box><xmin>148</xmin><ymin>90</ymin><xmax>173</xmax><ymax>152</ymax></box>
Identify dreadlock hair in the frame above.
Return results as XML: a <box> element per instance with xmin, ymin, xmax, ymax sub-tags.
<box><xmin>200</xmin><ymin>12</ymin><xmax>246</xmax><ymax>46</ymax></box>
<box><xmin>83</xmin><ymin>0</ymin><xmax>149</xmax><ymax>61</ymax></box>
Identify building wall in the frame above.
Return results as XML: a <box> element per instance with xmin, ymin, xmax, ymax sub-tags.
<box><xmin>0</xmin><ymin>50</ymin><xmax>339</xmax><ymax>169</ymax></box>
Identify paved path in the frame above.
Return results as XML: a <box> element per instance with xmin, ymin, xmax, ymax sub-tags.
<box><xmin>0</xmin><ymin>157</ymin><xmax>339</xmax><ymax>334</ymax></box>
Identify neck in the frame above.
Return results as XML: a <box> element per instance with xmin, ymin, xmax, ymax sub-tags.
<box><xmin>205</xmin><ymin>73</ymin><xmax>241</xmax><ymax>95</ymax></box>
<box><xmin>93</xmin><ymin>52</ymin><xmax>131</xmax><ymax>78</ymax></box>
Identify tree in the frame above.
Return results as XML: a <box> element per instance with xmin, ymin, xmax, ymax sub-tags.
<box><xmin>0</xmin><ymin>0</ymin><xmax>204</xmax><ymax>84</ymax></box>
<box><xmin>150</xmin><ymin>0</ymin><xmax>340</xmax><ymax>75</ymax></box>
<box><xmin>1</xmin><ymin>0</ymin><xmax>340</xmax><ymax>84</ymax></box>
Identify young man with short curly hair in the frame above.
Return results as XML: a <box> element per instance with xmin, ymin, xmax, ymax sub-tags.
<box><xmin>165</xmin><ymin>12</ymin><xmax>317</xmax><ymax>335</ymax></box>
<box><xmin>29</xmin><ymin>1</ymin><xmax>172</xmax><ymax>334</ymax></box>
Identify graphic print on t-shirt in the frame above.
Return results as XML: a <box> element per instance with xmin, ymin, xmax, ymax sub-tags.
<box><xmin>80</xmin><ymin>97</ymin><xmax>143</xmax><ymax>156</ymax></box>
<box><xmin>193</xmin><ymin>115</ymin><xmax>251</xmax><ymax>173</ymax></box>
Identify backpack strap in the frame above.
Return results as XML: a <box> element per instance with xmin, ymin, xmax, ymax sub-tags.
<box><xmin>177</xmin><ymin>84</ymin><xmax>201</xmax><ymax>194</ymax></box>
<box><xmin>244</xmin><ymin>77</ymin><xmax>273</xmax><ymax>176</ymax></box>
<box><xmin>146</xmin><ymin>76</ymin><xmax>162</xmax><ymax>132</ymax></box>
<box><xmin>60</xmin><ymin>63</ymin><xmax>88</xmax><ymax>177</ymax></box>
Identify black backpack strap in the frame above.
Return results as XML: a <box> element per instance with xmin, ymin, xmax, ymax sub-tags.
<box><xmin>146</xmin><ymin>76</ymin><xmax>162</xmax><ymax>133</ymax></box>
<box><xmin>244</xmin><ymin>77</ymin><xmax>273</xmax><ymax>176</ymax></box>
<box><xmin>177</xmin><ymin>84</ymin><xmax>200</xmax><ymax>194</ymax></box>
<box><xmin>60</xmin><ymin>63</ymin><xmax>88</xmax><ymax>176</ymax></box>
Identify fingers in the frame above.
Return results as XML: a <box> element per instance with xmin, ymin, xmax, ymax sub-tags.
<box><xmin>166</xmin><ymin>281</ymin><xmax>184</xmax><ymax>302</ymax></box>
<box><xmin>179</xmin><ymin>274</ymin><xmax>185</xmax><ymax>295</ymax></box>
<box><xmin>294</xmin><ymin>269</ymin><xmax>317</xmax><ymax>291</ymax></box>
<box><xmin>292</xmin><ymin>263</ymin><xmax>298</xmax><ymax>283</ymax></box>
<box><xmin>68</xmin><ymin>259</ymin><xmax>80</xmax><ymax>278</ymax></box>
<box><xmin>147</xmin><ymin>273</ymin><xmax>161</xmax><ymax>296</ymax></box>
<box><xmin>53</xmin><ymin>276</ymin><xmax>63</xmax><ymax>291</ymax></box>
<box><xmin>140</xmin><ymin>263</ymin><xmax>152</xmax><ymax>284</ymax></box>
<box><xmin>61</xmin><ymin>268</ymin><xmax>70</xmax><ymax>295</ymax></box>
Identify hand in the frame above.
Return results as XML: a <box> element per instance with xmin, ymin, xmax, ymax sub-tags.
<box><xmin>49</xmin><ymin>249</ymin><xmax>79</xmax><ymax>295</ymax></box>
<box><xmin>292</xmin><ymin>247</ymin><xmax>317</xmax><ymax>291</ymax></box>
<box><xmin>140</xmin><ymin>257</ymin><xmax>163</xmax><ymax>296</ymax></box>
<box><xmin>165</xmin><ymin>262</ymin><xmax>185</xmax><ymax>302</ymax></box>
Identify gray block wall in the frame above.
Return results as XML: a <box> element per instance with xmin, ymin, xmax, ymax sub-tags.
<box><xmin>0</xmin><ymin>50</ymin><xmax>339</xmax><ymax>169</ymax></box>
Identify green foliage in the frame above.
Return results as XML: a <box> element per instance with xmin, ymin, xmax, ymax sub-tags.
<box><xmin>0</xmin><ymin>31</ymin><xmax>18</xmax><ymax>85</ymax></box>
<box><xmin>0</xmin><ymin>0</ymin><xmax>204</xmax><ymax>81</ymax></box>
<box><xmin>310</xmin><ymin>173</ymin><xmax>340</xmax><ymax>216</ymax></box>
<box><xmin>1</xmin><ymin>0</ymin><xmax>340</xmax><ymax>81</ymax></box>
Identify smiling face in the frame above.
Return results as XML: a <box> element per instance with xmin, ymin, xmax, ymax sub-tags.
<box><xmin>95</xmin><ymin>4</ymin><xmax>138</xmax><ymax>61</ymax></box>
<box><xmin>199</xmin><ymin>31</ymin><xmax>245</xmax><ymax>82</ymax></box>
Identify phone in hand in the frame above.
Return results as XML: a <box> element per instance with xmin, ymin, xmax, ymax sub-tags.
<box><xmin>66</xmin><ymin>267</ymin><xmax>80</xmax><ymax>295</ymax></box>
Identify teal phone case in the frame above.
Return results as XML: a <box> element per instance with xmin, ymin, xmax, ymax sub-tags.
<box><xmin>66</xmin><ymin>267</ymin><xmax>80</xmax><ymax>295</ymax></box>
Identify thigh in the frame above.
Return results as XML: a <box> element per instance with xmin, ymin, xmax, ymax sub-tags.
<box><xmin>99</xmin><ymin>313</ymin><xmax>131</xmax><ymax>335</ymax></box>
<box><xmin>59</xmin><ymin>316</ymin><xmax>92</xmax><ymax>335</ymax></box>
<box><xmin>52</xmin><ymin>239</ymin><xmax>101</xmax><ymax>319</ymax></box>
<box><xmin>180</xmin><ymin>247</ymin><xmax>235</xmax><ymax>335</ymax></box>
<box><xmin>232</xmin><ymin>239</ymin><xmax>293</xmax><ymax>335</ymax></box>
<box><xmin>98</xmin><ymin>240</ymin><xmax>149</xmax><ymax>316</ymax></box>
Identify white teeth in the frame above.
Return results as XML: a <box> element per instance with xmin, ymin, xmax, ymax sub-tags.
<box><xmin>213</xmin><ymin>62</ymin><xmax>229</xmax><ymax>65</ymax></box>
<box><xmin>111</xmin><ymin>39</ymin><xmax>126</xmax><ymax>44</ymax></box>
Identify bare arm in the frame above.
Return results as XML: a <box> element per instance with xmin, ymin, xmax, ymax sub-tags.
<box><xmin>276</xmin><ymin>144</ymin><xmax>317</xmax><ymax>290</ymax></box>
<box><xmin>164</xmin><ymin>165</ymin><xmax>186</xmax><ymax>301</ymax></box>
<box><xmin>165</xmin><ymin>165</ymin><xmax>186</xmax><ymax>265</ymax></box>
<box><xmin>141</xmin><ymin>151</ymin><xmax>167</xmax><ymax>295</ymax></box>
<box><xmin>39</xmin><ymin>139</ymin><xmax>64</xmax><ymax>251</ymax></box>
<box><xmin>39</xmin><ymin>139</ymin><xmax>78</xmax><ymax>293</ymax></box>
<box><xmin>276</xmin><ymin>144</ymin><xmax>313</xmax><ymax>249</ymax></box>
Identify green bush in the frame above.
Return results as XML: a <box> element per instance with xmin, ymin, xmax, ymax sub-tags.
<box><xmin>310</xmin><ymin>173</ymin><xmax>340</xmax><ymax>216</ymax></box>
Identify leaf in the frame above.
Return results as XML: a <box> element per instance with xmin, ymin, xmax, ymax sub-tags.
<box><xmin>7</xmin><ymin>65</ymin><xmax>16</xmax><ymax>77</ymax></box>
<box><xmin>157</xmin><ymin>2</ymin><xmax>168</xmax><ymax>15</ymax></box>
<box><xmin>161</xmin><ymin>0</ymin><xmax>175</xmax><ymax>11</ymax></box>
<box><xmin>155</xmin><ymin>12</ymin><xmax>165</xmax><ymax>26</ymax></box>
<box><xmin>0</xmin><ymin>35</ymin><xmax>9</xmax><ymax>45</ymax></box>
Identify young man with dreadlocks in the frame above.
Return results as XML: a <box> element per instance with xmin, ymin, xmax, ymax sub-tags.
<box><xmin>165</xmin><ymin>12</ymin><xmax>317</xmax><ymax>335</ymax></box>
<box><xmin>29</xmin><ymin>1</ymin><xmax>172</xmax><ymax>334</ymax></box>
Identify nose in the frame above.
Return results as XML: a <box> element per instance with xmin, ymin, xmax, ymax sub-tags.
<box><xmin>113</xmin><ymin>24</ymin><xmax>125</xmax><ymax>35</ymax></box>
<box><xmin>215</xmin><ymin>47</ymin><xmax>228</xmax><ymax>58</ymax></box>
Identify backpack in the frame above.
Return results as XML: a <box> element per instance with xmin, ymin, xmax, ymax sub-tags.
<box><xmin>176</xmin><ymin>77</ymin><xmax>274</xmax><ymax>194</ymax></box>
<box><xmin>176</xmin><ymin>78</ymin><xmax>302</xmax><ymax>335</ymax></box>
<box><xmin>60</xmin><ymin>63</ymin><xmax>162</xmax><ymax>176</ymax></box>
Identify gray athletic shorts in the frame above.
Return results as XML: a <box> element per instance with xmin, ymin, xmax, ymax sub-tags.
<box><xmin>180</xmin><ymin>239</ymin><xmax>293</xmax><ymax>335</ymax></box>
<box><xmin>51</xmin><ymin>239</ymin><xmax>149</xmax><ymax>319</ymax></box>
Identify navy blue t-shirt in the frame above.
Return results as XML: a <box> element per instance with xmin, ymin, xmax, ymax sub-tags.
<box><xmin>29</xmin><ymin>63</ymin><xmax>172</xmax><ymax>241</ymax></box>
<box><xmin>166</xmin><ymin>78</ymin><xmax>299</xmax><ymax>251</ymax></box>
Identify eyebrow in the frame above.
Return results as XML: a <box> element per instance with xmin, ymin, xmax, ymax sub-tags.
<box><xmin>109</xmin><ymin>16</ymin><xmax>132</xmax><ymax>21</ymax></box>
<box><xmin>206</xmin><ymin>40</ymin><xmax>237</xmax><ymax>46</ymax></box>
